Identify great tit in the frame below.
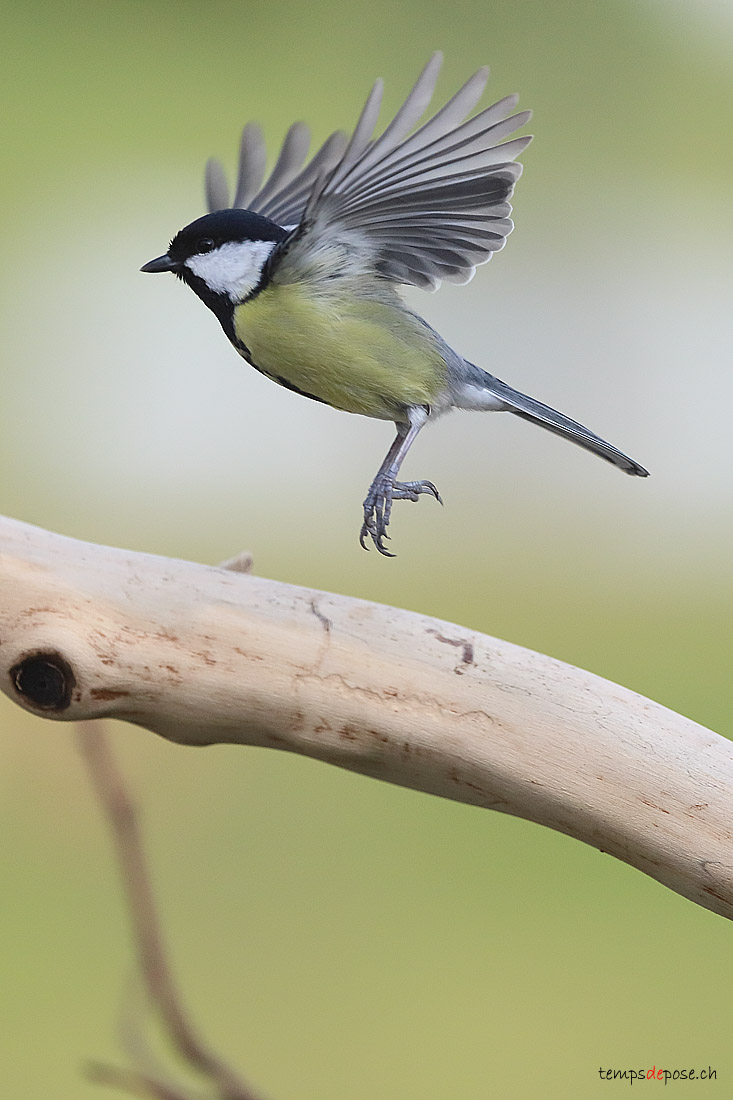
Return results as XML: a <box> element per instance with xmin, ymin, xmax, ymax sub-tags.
<box><xmin>142</xmin><ymin>53</ymin><xmax>648</xmax><ymax>555</ymax></box>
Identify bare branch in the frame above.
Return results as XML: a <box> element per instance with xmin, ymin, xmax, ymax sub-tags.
<box><xmin>77</xmin><ymin>722</ymin><xmax>264</xmax><ymax>1100</ymax></box>
<box><xmin>2</xmin><ymin>513</ymin><xmax>733</xmax><ymax>920</ymax></box>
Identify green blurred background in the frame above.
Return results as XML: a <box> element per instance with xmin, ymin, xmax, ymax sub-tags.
<box><xmin>1</xmin><ymin>0</ymin><xmax>732</xmax><ymax>1096</ymax></box>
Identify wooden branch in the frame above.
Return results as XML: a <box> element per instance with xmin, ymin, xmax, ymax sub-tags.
<box><xmin>1</xmin><ymin>513</ymin><xmax>732</xmax><ymax>920</ymax></box>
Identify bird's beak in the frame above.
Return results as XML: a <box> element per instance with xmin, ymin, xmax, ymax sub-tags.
<box><xmin>140</xmin><ymin>254</ymin><xmax>178</xmax><ymax>273</ymax></box>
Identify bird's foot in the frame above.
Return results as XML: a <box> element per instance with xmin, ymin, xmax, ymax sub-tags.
<box><xmin>359</xmin><ymin>477</ymin><xmax>442</xmax><ymax>556</ymax></box>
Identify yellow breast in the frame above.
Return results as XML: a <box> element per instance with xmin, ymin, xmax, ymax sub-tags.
<box><xmin>232</xmin><ymin>282</ymin><xmax>446</xmax><ymax>420</ymax></box>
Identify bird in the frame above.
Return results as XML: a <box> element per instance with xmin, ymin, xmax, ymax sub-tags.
<box><xmin>141</xmin><ymin>53</ymin><xmax>648</xmax><ymax>556</ymax></box>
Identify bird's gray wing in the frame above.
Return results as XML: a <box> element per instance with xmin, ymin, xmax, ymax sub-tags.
<box><xmin>279</xmin><ymin>52</ymin><xmax>532</xmax><ymax>291</ymax></box>
<box><xmin>205</xmin><ymin>120</ymin><xmax>349</xmax><ymax>228</ymax></box>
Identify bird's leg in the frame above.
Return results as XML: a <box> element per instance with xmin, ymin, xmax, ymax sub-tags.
<box><xmin>360</xmin><ymin>406</ymin><xmax>441</xmax><ymax>556</ymax></box>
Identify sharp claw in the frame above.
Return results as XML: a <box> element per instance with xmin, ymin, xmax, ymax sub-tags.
<box><xmin>360</xmin><ymin>474</ymin><xmax>441</xmax><ymax>556</ymax></box>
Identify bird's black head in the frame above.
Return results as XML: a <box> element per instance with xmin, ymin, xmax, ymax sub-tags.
<box><xmin>166</xmin><ymin>209</ymin><xmax>288</xmax><ymax>268</ymax></box>
<box><xmin>141</xmin><ymin>208</ymin><xmax>289</xmax><ymax>318</ymax></box>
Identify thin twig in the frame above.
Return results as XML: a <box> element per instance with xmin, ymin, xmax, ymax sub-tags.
<box><xmin>86</xmin><ymin>1061</ymin><xmax>204</xmax><ymax>1100</ymax></box>
<box><xmin>77</xmin><ymin>721</ymin><xmax>265</xmax><ymax>1100</ymax></box>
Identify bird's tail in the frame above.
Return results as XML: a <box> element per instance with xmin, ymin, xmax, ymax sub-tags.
<box><xmin>461</xmin><ymin>367</ymin><xmax>649</xmax><ymax>477</ymax></box>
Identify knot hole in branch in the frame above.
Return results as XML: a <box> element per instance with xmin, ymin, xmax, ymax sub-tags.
<box><xmin>10</xmin><ymin>651</ymin><xmax>76</xmax><ymax>711</ymax></box>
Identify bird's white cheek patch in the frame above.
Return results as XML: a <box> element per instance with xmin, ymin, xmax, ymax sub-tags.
<box><xmin>186</xmin><ymin>240</ymin><xmax>276</xmax><ymax>301</ymax></box>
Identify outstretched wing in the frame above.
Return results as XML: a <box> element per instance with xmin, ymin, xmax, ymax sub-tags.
<box><xmin>205</xmin><ymin>53</ymin><xmax>531</xmax><ymax>291</ymax></box>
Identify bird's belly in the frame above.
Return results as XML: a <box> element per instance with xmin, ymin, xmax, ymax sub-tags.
<box><xmin>232</xmin><ymin>284</ymin><xmax>446</xmax><ymax>420</ymax></box>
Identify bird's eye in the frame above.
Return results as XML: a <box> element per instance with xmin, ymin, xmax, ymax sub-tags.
<box><xmin>197</xmin><ymin>238</ymin><xmax>215</xmax><ymax>254</ymax></box>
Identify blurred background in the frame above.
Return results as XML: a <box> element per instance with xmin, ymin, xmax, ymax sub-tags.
<box><xmin>1</xmin><ymin>0</ymin><xmax>732</xmax><ymax>1096</ymax></box>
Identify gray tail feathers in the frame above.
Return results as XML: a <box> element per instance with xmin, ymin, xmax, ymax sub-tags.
<box><xmin>479</xmin><ymin>371</ymin><xmax>649</xmax><ymax>477</ymax></box>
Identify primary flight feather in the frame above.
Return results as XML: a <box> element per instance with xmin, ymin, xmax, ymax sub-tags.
<box><xmin>142</xmin><ymin>53</ymin><xmax>648</xmax><ymax>555</ymax></box>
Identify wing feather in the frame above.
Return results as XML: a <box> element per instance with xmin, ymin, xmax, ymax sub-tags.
<box><xmin>326</xmin><ymin>79</ymin><xmax>384</xmax><ymax>188</ymax></box>
<box><xmin>258</xmin><ymin>131</ymin><xmax>348</xmax><ymax>225</ymax></box>
<box><xmin>232</xmin><ymin>122</ymin><xmax>267</xmax><ymax>208</ymax></box>
<box><xmin>204</xmin><ymin>157</ymin><xmax>230</xmax><ymax>211</ymax></box>
<box><xmin>203</xmin><ymin>56</ymin><xmax>532</xmax><ymax>289</ymax></box>
<box><xmin>333</xmin><ymin>53</ymin><xmax>446</xmax><ymax>189</ymax></box>
<box><xmin>206</xmin><ymin>125</ymin><xmax>349</xmax><ymax>228</ymax></box>
<box><xmin>284</xmin><ymin>56</ymin><xmax>532</xmax><ymax>288</ymax></box>
<box><xmin>252</xmin><ymin>121</ymin><xmax>311</xmax><ymax>209</ymax></box>
<box><xmin>335</xmin><ymin>135</ymin><xmax>529</xmax><ymax>209</ymax></box>
<box><xmin>349</xmin><ymin>92</ymin><xmax>520</xmax><ymax>191</ymax></box>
